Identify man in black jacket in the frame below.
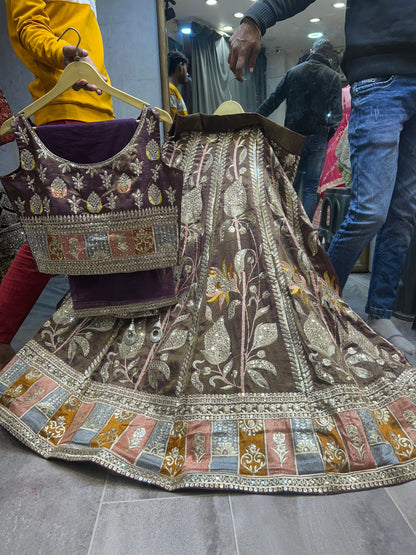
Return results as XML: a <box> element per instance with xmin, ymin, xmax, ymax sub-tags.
<box><xmin>228</xmin><ymin>0</ymin><xmax>416</xmax><ymax>355</ymax></box>
<box><xmin>257</xmin><ymin>39</ymin><xmax>342</xmax><ymax>219</ymax></box>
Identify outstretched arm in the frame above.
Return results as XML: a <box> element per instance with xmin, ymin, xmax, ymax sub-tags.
<box><xmin>256</xmin><ymin>77</ymin><xmax>287</xmax><ymax>117</ymax></box>
<box><xmin>228</xmin><ymin>0</ymin><xmax>317</xmax><ymax>81</ymax></box>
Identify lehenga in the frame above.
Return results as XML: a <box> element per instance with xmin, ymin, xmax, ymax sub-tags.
<box><xmin>0</xmin><ymin>187</ymin><xmax>25</xmax><ymax>282</ymax></box>
<box><xmin>0</xmin><ymin>111</ymin><xmax>416</xmax><ymax>493</ymax></box>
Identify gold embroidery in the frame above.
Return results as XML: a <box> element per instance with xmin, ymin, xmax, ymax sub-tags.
<box><xmin>50</xmin><ymin>177</ymin><xmax>67</xmax><ymax>198</ymax></box>
<box><xmin>128</xmin><ymin>427</ymin><xmax>146</xmax><ymax>450</ymax></box>
<box><xmin>86</xmin><ymin>192</ymin><xmax>102</xmax><ymax>213</ymax></box>
<box><xmin>346</xmin><ymin>424</ymin><xmax>366</xmax><ymax>462</ymax></box>
<box><xmin>272</xmin><ymin>432</ymin><xmax>289</xmax><ymax>465</ymax></box>
<box><xmin>29</xmin><ymin>194</ymin><xmax>43</xmax><ymax>215</ymax></box>
<box><xmin>241</xmin><ymin>443</ymin><xmax>266</xmax><ymax>474</ymax></box>
<box><xmin>146</xmin><ymin>139</ymin><xmax>160</xmax><ymax>160</ymax></box>
<box><xmin>192</xmin><ymin>433</ymin><xmax>206</xmax><ymax>463</ymax></box>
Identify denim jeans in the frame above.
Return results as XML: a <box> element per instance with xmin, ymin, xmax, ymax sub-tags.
<box><xmin>327</xmin><ymin>75</ymin><xmax>416</xmax><ymax>318</ymax></box>
<box><xmin>293</xmin><ymin>133</ymin><xmax>328</xmax><ymax>220</ymax></box>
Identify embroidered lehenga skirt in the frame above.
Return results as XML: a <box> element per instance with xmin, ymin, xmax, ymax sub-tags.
<box><xmin>1</xmin><ymin>112</ymin><xmax>416</xmax><ymax>493</ymax></box>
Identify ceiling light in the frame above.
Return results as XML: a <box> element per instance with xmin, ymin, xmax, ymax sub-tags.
<box><xmin>333</xmin><ymin>2</ymin><xmax>345</xmax><ymax>7</ymax></box>
<box><xmin>234</xmin><ymin>12</ymin><xmax>244</xmax><ymax>18</ymax></box>
<box><xmin>310</xmin><ymin>17</ymin><xmax>320</xmax><ymax>23</ymax></box>
<box><xmin>205</xmin><ymin>0</ymin><xmax>217</xmax><ymax>5</ymax></box>
<box><xmin>181</xmin><ymin>27</ymin><xmax>192</xmax><ymax>35</ymax></box>
<box><xmin>222</xmin><ymin>25</ymin><xmax>233</xmax><ymax>32</ymax></box>
<box><xmin>308</xmin><ymin>32</ymin><xmax>323</xmax><ymax>39</ymax></box>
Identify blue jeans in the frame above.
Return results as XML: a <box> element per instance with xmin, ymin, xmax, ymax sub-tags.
<box><xmin>293</xmin><ymin>134</ymin><xmax>328</xmax><ymax>220</ymax></box>
<box><xmin>327</xmin><ymin>75</ymin><xmax>416</xmax><ymax>318</ymax></box>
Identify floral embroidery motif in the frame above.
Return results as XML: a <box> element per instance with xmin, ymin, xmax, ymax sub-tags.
<box><xmin>148</xmin><ymin>183</ymin><xmax>162</xmax><ymax>205</ymax></box>
<box><xmin>114</xmin><ymin>409</ymin><xmax>134</xmax><ymax>423</ymax></box>
<box><xmin>146</xmin><ymin>139</ymin><xmax>160</xmax><ymax>160</ymax></box>
<box><xmin>86</xmin><ymin>192</ymin><xmax>102</xmax><ymax>213</ymax></box>
<box><xmin>172</xmin><ymin>422</ymin><xmax>186</xmax><ymax>439</ymax></box>
<box><xmin>20</xmin><ymin>149</ymin><xmax>35</xmax><ymax>171</ymax></box>
<box><xmin>403</xmin><ymin>410</ymin><xmax>416</xmax><ymax>431</ymax></box>
<box><xmin>389</xmin><ymin>432</ymin><xmax>415</xmax><ymax>459</ymax></box>
<box><xmin>207</xmin><ymin>262</ymin><xmax>239</xmax><ymax>308</ymax></box>
<box><xmin>128</xmin><ymin>427</ymin><xmax>146</xmax><ymax>450</ymax></box>
<box><xmin>30</xmin><ymin>194</ymin><xmax>43</xmax><ymax>215</ymax></box>
<box><xmin>323</xmin><ymin>440</ymin><xmax>348</xmax><ymax>471</ymax></box>
<box><xmin>94</xmin><ymin>427</ymin><xmax>120</xmax><ymax>448</ymax></box>
<box><xmin>314</xmin><ymin>417</ymin><xmax>335</xmax><ymax>433</ymax></box>
<box><xmin>272</xmin><ymin>432</ymin><xmax>289</xmax><ymax>466</ymax></box>
<box><xmin>50</xmin><ymin>177</ymin><xmax>67</xmax><ymax>198</ymax></box>
<box><xmin>239</xmin><ymin>419</ymin><xmax>263</xmax><ymax>436</ymax></box>
<box><xmin>281</xmin><ymin>261</ymin><xmax>310</xmax><ymax>305</ymax></box>
<box><xmin>346</xmin><ymin>424</ymin><xmax>366</xmax><ymax>462</ymax></box>
<box><xmin>117</xmin><ymin>173</ymin><xmax>132</xmax><ymax>194</ymax></box>
<box><xmin>1</xmin><ymin>384</ymin><xmax>24</xmax><ymax>406</ymax></box>
<box><xmin>241</xmin><ymin>444</ymin><xmax>266</xmax><ymax>474</ymax></box>
<box><xmin>25</xmin><ymin>368</ymin><xmax>43</xmax><ymax>381</ymax></box>
<box><xmin>43</xmin><ymin>416</ymin><xmax>66</xmax><ymax>439</ymax></box>
<box><xmin>164</xmin><ymin>447</ymin><xmax>184</xmax><ymax>476</ymax></box>
<box><xmin>373</xmin><ymin>408</ymin><xmax>391</xmax><ymax>426</ymax></box>
<box><xmin>193</xmin><ymin>433</ymin><xmax>206</xmax><ymax>463</ymax></box>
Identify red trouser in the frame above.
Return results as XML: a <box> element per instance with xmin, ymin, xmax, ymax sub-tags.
<box><xmin>0</xmin><ymin>119</ymin><xmax>83</xmax><ymax>343</ymax></box>
<box><xmin>0</xmin><ymin>242</ymin><xmax>52</xmax><ymax>343</ymax></box>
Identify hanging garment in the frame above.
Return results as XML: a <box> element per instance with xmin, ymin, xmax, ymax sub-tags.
<box><xmin>312</xmin><ymin>86</ymin><xmax>351</xmax><ymax>228</ymax></box>
<box><xmin>0</xmin><ymin>188</ymin><xmax>25</xmax><ymax>282</ymax></box>
<box><xmin>0</xmin><ymin>113</ymin><xmax>415</xmax><ymax>494</ymax></box>
<box><xmin>1</xmin><ymin>109</ymin><xmax>182</xmax><ymax>317</ymax></box>
<box><xmin>0</xmin><ymin>88</ymin><xmax>14</xmax><ymax>145</ymax></box>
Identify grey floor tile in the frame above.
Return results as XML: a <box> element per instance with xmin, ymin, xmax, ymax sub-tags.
<box><xmin>0</xmin><ymin>427</ymin><xmax>106</xmax><ymax>555</ymax></box>
<box><xmin>89</xmin><ymin>495</ymin><xmax>237</xmax><ymax>555</ymax></box>
<box><xmin>104</xmin><ymin>472</ymin><xmax>185</xmax><ymax>502</ymax></box>
<box><xmin>230</xmin><ymin>489</ymin><xmax>416</xmax><ymax>555</ymax></box>
<box><xmin>385</xmin><ymin>480</ymin><xmax>416</xmax><ymax>534</ymax></box>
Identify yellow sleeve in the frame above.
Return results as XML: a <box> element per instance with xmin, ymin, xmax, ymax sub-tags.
<box><xmin>7</xmin><ymin>0</ymin><xmax>67</xmax><ymax>69</ymax></box>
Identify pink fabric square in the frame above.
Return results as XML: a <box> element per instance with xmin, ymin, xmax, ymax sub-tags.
<box><xmin>112</xmin><ymin>415</ymin><xmax>157</xmax><ymax>464</ymax></box>
<box><xmin>264</xmin><ymin>419</ymin><xmax>296</xmax><ymax>475</ymax></box>
<box><xmin>182</xmin><ymin>421</ymin><xmax>212</xmax><ymax>473</ymax></box>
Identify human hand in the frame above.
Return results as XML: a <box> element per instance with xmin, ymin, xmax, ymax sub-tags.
<box><xmin>62</xmin><ymin>45</ymin><xmax>108</xmax><ymax>95</ymax></box>
<box><xmin>228</xmin><ymin>20</ymin><xmax>261</xmax><ymax>82</ymax></box>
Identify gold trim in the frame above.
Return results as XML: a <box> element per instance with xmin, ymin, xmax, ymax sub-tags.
<box><xmin>1</xmin><ymin>405</ymin><xmax>416</xmax><ymax>493</ymax></box>
<box><xmin>14</xmin><ymin>342</ymin><xmax>416</xmax><ymax>421</ymax></box>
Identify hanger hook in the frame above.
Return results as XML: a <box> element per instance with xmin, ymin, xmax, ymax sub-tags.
<box><xmin>56</xmin><ymin>27</ymin><xmax>82</xmax><ymax>61</ymax></box>
<box><xmin>227</xmin><ymin>73</ymin><xmax>251</xmax><ymax>100</ymax></box>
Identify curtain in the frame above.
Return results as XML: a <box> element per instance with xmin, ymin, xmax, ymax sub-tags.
<box><xmin>191</xmin><ymin>23</ymin><xmax>266</xmax><ymax>115</ymax></box>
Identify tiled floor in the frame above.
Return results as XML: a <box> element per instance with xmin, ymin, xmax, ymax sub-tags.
<box><xmin>1</xmin><ymin>273</ymin><xmax>416</xmax><ymax>555</ymax></box>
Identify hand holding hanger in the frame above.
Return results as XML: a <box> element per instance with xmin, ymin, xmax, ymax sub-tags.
<box><xmin>0</xmin><ymin>60</ymin><xmax>172</xmax><ymax>136</ymax></box>
<box><xmin>62</xmin><ymin>45</ymin><xmax>107</xmax><ymax>95</ymax></box>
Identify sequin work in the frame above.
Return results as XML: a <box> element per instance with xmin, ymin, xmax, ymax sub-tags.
<box><xmin>1</xmin><ymin>109</ymin><xmax>182</xmax><ymax>276</ymax></box>
<box><xmin>0</xmin><ymin>113</ymin><xmax>415</xmax><ymax>494</ymax></box>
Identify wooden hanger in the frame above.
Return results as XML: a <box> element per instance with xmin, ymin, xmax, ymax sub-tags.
<box><xmin>213</xmin><ymin>100</ymin><xmax>245</xmax><ymax>116</ymax></box>
<box><xmin>1</xmin><ymin>61</ymin><xmax>172</xmax><ymax>136</ymax></box>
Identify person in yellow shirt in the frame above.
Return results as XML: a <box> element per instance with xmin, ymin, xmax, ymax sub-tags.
<box><xmin>0</xmin><ymin>0</ymin><xmax>115</xmax><ymax>370</ymax></box>
<box><xmin>6</xmin><ymin>0</ymin><xmax>114</xmax><ymax>125</ymax></box>
<box><xmin>168</xmin><ymin>50</ymin><xmax>188</xmax><ymax>118</ymax></box>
